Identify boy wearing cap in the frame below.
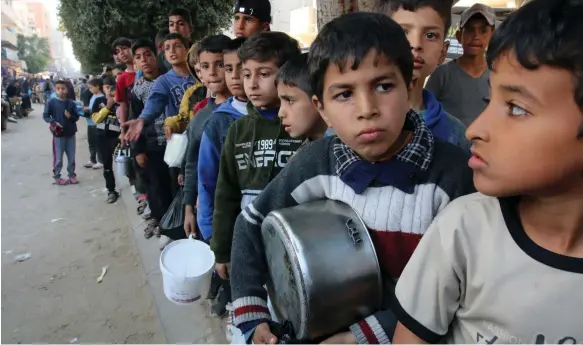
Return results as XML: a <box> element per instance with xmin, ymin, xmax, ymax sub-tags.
<box><xmin>233</xmin><ymin>0</ymin><xmax>271</xmax><ymax>38</ymax></box>
<box><xmin>426</xmin><ymin>3</ymin><xmax>494</xmax><ymax>126</ymax></box>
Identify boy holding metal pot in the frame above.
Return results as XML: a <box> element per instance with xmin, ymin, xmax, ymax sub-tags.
<box><xmin>229</xmin><ymin>12</ymin><xmax>475</xmax><ymax>344</ymax></box>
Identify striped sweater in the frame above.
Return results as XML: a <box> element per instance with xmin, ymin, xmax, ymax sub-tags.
<box><xmin>230</xmin><ymin>111</ymin><xmax>475</xmax><ymax>343</ymax></box>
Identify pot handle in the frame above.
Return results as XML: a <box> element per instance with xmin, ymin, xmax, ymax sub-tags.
<box><xmin>345</xmin><ymin>219</ymin><xmax>362</xmax><ymax>245</ymax></box>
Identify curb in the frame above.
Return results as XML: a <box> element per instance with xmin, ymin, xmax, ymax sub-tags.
<box><xmin>118</xmin><ymin>176</ymin><xmax>228</xmax><ymax>343</ymax></box>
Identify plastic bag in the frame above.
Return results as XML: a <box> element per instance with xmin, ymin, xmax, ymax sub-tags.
<box><xmin>164</xmin><ymin>133</ymin><xmax>188</xmax><ymax>167</ymax></box>
<box><xmin>159</xmin><ymin>189</ymin><xmax>187</xmax><ymax>240</ymax></box>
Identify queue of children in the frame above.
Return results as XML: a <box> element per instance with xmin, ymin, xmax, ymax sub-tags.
<box><xmin>44</xmin><ymin>0</ymin><xmax>583</xmax><ymax>343</ymax></box>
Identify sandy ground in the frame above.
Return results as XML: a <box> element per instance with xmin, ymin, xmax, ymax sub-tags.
<box><xmin>1</xmin><ymin>103</ymin><xmax>165</xmax><ymax>343</ymax></box>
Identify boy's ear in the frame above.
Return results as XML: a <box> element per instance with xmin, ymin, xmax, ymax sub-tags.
<box><xmin>312</xmin><ymin>95</ymin><xmax>332</xmax><ymax>128</ymax></box>
<box><xmin>455</xmin><ymin>29</ymin><xmax>462</xmax><ymax>43</ymax></box>
<box><xmin>438</xmin><ymin>40</ymin><xmax>449</xmax><ymax>65</ymax></box>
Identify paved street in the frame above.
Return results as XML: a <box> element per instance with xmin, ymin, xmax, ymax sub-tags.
<box><xmin>0</xmin><ymin>103</ymin><xmax>164</xmax><ymax>343</ymax></box>
<box><xmin>1</xmin><ymin>102</ymin><xmax>228</xmax><ymax>343</ymax></box>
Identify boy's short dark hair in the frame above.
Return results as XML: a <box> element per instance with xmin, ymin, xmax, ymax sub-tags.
<box><xmin>113</xmin><ymin>63</ymin><xmax>126</xmax><ymax>71</ymax></box>
<box><xmin>168</xmin><ymin>7</ymin><xmax>192</xmax><ymax>24</ymax></box>
<box><xmin>131</xmin><ymin>38</ymin><xmax>157</xmax><ymax>55</ymax></box>
<box><xmin>276</xmin><ymin>53</ymin><xmax>312</xmax><ymax>96</ymax></box>
<box><xmin>308</xmin><ymin>12</ymin><xmax>413</xmax><ymax>103</ymax></box>
<box><xmin>224</xmin><ymin>37</ymin><xmax>247</xmax><ymax>54</ymax></box>
<box><xmin>111</xmin><ymin>37</ymin><xmax>132</xmax><ymax>55</ymax></box>
<box><xmin>164</xmin><ymin>32</ymin><xmax>189</xmax><ymax>49</ymax></box>
<box><xmin>103</xmin><ymin>76</ymin><xmax>116</xmax><ymax>87</ymax></box>
<box><xmin>198</xmin><ymin>34</ymin><xmax>232</xmax><ymax>57</ymax></box>
<box><xmin>105</xmin><ymin>66</ymin><xmax>113</xmax><ymax>72</ymax></box>
<box><xmin>487</xmin><ymin>0</ymin><xmax>583</xmax><ymax>136</ymax></box>
<box><xmin>237</xmin><ymin>32</ymin><xmax>300</xmax><ymax>67</ymax></box>
<box><xmin>54</xmin><ymin>80</ymin><xmax>67</xmax><ymax>87</ymax></box>
<box><xmin>156</xmin><ymin>29</ymin><xmax>170</xmax><ymax>47</ymax></box>
<box><xmin>88</xmin><ymin>78</ymin><xmax>103</xmax><ymax>89</ymax></box>
<box><xmin>374</xmin><ymin>0</ymin><xmax>454</xmax><ymax>34</ymax></box>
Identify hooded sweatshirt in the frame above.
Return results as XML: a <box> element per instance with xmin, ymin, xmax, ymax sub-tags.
<box><xmin>210</xmin><ymin>103</ymin><xmax>305</xmax><ymax>263</ymax></box>
<box><xmin>197</xmin><ymin>97</ymin><xmax>248</xmax><ymax>240</ymax></box>
<box><xmin>421</xmin><ymin>89</ymin><xmax>470</xmax><ymax>152</ymax></box>
<box><xmin>138</xmin><ymin>69</ymin><xmax>195</xmax><ymax>124</ymax></box>
<box><xmin>43</xmin><ymin>97</ymin><xmax>80</xmax><ymax>137</ymax></box>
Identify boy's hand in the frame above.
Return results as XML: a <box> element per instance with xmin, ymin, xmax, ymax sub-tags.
<box><xmin>177</xmin><ymin>174</ymin><xmax>184</xmax><ymax>186</ymax></box>
<box><xmin>121</xmin><ymin>118</ymin><xmax>144</xmax><ymax>142</ymax></box>
<box><xmin>64</xmin><ymin>110</ymin><xmax>71</xmax><ymax>119</ymax></box>
<box><xmin>216</xmin><ymin>262</ymin><xmax>230</xmax><ymax>280</ymax></box>
<box><xmin>184</xmin><ymin>205</ymin><xmax>196</xmax><ymax>238</ymax></box>
<box><xmin>253</xmin><ymin>323</ymin><xmax>278</xmax><ymax>344</ymax></box>
<box><xmin>320</xmin><ymin>332</ymin><xmax>357</xmax><ymax>344</ymax></box>
<box><xmin>164</xmin><ymin>126</ymin><xmax>173</xmax><ymax>140</ymax></box>
<box><xmin>106</xmin><ymin>97</ymin><xmax>115</xmax><ymax>109</ymax></box>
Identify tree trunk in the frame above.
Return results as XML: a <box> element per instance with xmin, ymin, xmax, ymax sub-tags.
<box><xmin>316</xmin><ymin>0</ymin><xmax>376</xmax><ymax>31</ymax></box>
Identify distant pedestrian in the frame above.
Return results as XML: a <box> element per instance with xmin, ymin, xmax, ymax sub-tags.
<box><xmin>43</xmin><ymin>80</ymin><xmax>80</xmax><ymax>185</ymax></box>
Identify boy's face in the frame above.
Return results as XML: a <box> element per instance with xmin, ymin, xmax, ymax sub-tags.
<box><xmin>88</xmin><ymin>84</ymin><xmax>100</xmax><ymax>95</ymax></box>
<box><xmin>199</xmin><ymin>51</ymin><xmax>227</xmax><ymax>94</ymax></box>
<box><xmin>115</xmin><ymin>45</ymin><xmax>133</xmax><ymax>65</ymax></box>
<box><xmin>169</xmin><ymin>15</ymin><xmax>192</xmax><ymax>39</ymax></box>
<box><xmin>133</xmin><ymin>47</ymin><xmax>157</xmax><ymax>75</ymax></box>
<box><xmin>313</xmin><ymin>50</ymin><xmax>411</xmax><ymax>162</ymax></box>
<box><xmin>466</xmin><ymin>52</ymin><xmax>583</xmax><ymax>197</ymax></box>
<box><xmin>55</xmin><ymin>84</ymin><xmax>67</xmax><ymax>98</ymax></box>
<box><xmin>113</xmin><ymin>68</ymin><xmax>123</xmax><ymax>78</ymax></box>
<box><xmin>278</xmin><ymin>83</ymin><xmax>320</xmax><ymax>138</ymax></box>
<box><xmin>233</xmin><ymin>13</ymin><xmax>265</xmax><ymax>38</ymax></box>
<box><xmin>391</xmin><ymin>6</ymin><xmax>447</xmax><ymax>83</ymax></box>
<box><xmin>457</xmin><ymin>16</ymin><xmax>494</xmax><ymax>58</ymax></box>
<box><xmin>224</xmin><ymin>51</ymin><xmax>246</xmax><ymax>100</ymax></box>
<box><xmin>164</xmin><ymin>39</ymin><xmax>188</xmax><ymax>66</ymax></box>
<box><xmin>242</xmin><ymin>58</ymin><xmax>279</xmax><ymax>108</ymax></box>
<box><xmin>103</xmin><ymin>84</ymin><xmax>112</xmax><ymax>95</ymax></box>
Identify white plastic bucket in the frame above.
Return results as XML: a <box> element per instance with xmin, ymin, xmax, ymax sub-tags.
<box><xmin>159</xmin><ymin>236</ymin><xmax>215</xmax><ymax>305</ymax></box>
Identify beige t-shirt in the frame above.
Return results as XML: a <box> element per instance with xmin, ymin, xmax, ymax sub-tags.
<box><xmin>394</xmin><ymin>193</ymin><xmax>583</xmax><ymax>344</ymax></box>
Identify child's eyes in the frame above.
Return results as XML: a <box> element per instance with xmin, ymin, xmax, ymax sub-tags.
<box><xmin>426</xmin><ymin>32</ymin><xmax>439</xmax><ymax>40</ymax></box>
<box><xmin>226</xmin><ymin>67</ymin><xmax>233</xmax><ymax>72</ymax></box>
<box><xmin>334</xmin><ymin>91</ymin><xmax>352</xmax><ymax>100</ymax></box>
<box><xmin>507</xmin><ymin>102</ymin><xmax>528</xmax><ymax>116</ymax></box>
<box><xmin>375</xmin><ymin>83</ymin><xmax>394</xmax><ymax>92</ymax></box>
<box><xmin>243</xmin><ymin>74</ymin><xmax>251</xmax><ymax>79</ymax></box>
<box><xmin>217</xmin><ymin>62</ymin><xmax>224</xmax><ymax>68</ymax></box>
<box><xmin>260</xmin><ymin>73</ymin><xmax>270</xmax><ymax>78</ymax></box>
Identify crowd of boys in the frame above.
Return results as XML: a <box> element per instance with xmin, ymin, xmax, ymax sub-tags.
<box><xmin>42</xmin><ymin>0</ymin><xmax>582</xmax><ymax>343</ymax></box>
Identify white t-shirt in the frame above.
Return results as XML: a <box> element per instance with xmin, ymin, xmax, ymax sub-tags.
<box><xmin>394</xmin><ymin>193</ymin><xmax>583</xmax><ymax>344</ymax></box>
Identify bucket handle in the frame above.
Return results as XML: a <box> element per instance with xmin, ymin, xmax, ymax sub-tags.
<box><xmin>345</xmin><ymin>219</ymin><xmax>362</xmax><ymax>245</ymax></box>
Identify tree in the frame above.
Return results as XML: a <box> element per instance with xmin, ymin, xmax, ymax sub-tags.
<box><xmin>58</xmin><ymin>0</ymin><xmax>234</xmax><ymax>73</ymax></box>
<box><xmin>316</xmin><ymin>0</ymin><xmax>375</xmax><ymax>30</ymax></box>
<box><xmin>17</xmin><ymin>34</ymin><xmax>52</xmax><ymax>74</ymax></box>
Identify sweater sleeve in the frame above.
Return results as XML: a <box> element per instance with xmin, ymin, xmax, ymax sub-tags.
<box><xmin>209</xmin><ymin>126</ymin><xmax>241</xmax><ymax>264</ymax></box>
<box><xmin>92</xmin><ymin>107</ymin><xmax>110</xmax><ymax>124</ymax></box>
<box><xmin>230</xmin><ymin>140</ymin><xmax>330</xmax><ymax>327</ymax></box>
<box><xmin>182</xmin><ymin>121</ymin><xmax>198</xmax><ymax>206</ymax></box>
<box><xmin>43</xmin><ymin>100</ymin><xmax>53</xmax><ymax>124</ymax></box>
<box><xmin>139</xmin><ymin>78</ymin><xmax>167</xmax><ymax>124</ymax></box>
<box><xmin>196</xmin><ymin>131</ymin><xmax>221</xmax><ymax>241</ymax></box>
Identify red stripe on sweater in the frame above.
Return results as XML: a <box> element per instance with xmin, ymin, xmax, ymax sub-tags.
<box><xmin>358</xmin><ymin>319</ymin><xmax>378</xmax><ymax>344</ymax></box>
<box><xmin>234</xmin><ymin>305</ymin><xmax>270</xmax><ymax>318</ymax></box>
<box><xmin>369</xmin><ymin>230</ymin><xmax>423</xmax><ymax>278</ymax></box>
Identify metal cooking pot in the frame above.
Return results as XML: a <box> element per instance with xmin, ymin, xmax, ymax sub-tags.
<box><xmin>261</xmin><ymin>200</ymin><xmax>383</xmax><ymax>340</ymax></box>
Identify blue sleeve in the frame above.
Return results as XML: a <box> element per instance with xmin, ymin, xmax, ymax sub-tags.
<box><xmin>139</xmin><ymin>77</ymin><xmax>168</xmax><ymax>123</ymax></box>
<box><xmin>197</xmin><ymin>131</ymin><xmax>222</xmax><ymax>241</ymax></box>
<box><xmin>42</xmin><ymin>100</ymin><xmax>53</xmax><ymax>124</ymax></box>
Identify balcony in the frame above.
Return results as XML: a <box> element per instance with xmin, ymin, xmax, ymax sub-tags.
<box><xmin>1</xmin><ymin>27</ymin><xmax>18</xmax><ymax>48</ymax></box>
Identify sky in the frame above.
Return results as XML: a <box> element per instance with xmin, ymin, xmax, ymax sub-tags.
<box><xmin>43</xmin><ymin>0</ymin><xmax>81</xmax><ymax>70</ymax></box>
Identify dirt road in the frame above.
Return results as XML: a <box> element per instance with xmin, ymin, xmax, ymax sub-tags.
<box><xmin>1</xmin><ymin>103</ymin><xmax>164</xmax><ymax>343</ymax></box>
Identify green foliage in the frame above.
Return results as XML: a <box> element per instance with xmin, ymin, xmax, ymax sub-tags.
<box><xmin>17</xmin><ymin>34</ymin><xmax>52</xmax><ymax>74</ymax></box>
<box><xmin>58</xmin><ymin>0</ymin><xmax>234</xmax><ymax>73</ymax></box>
